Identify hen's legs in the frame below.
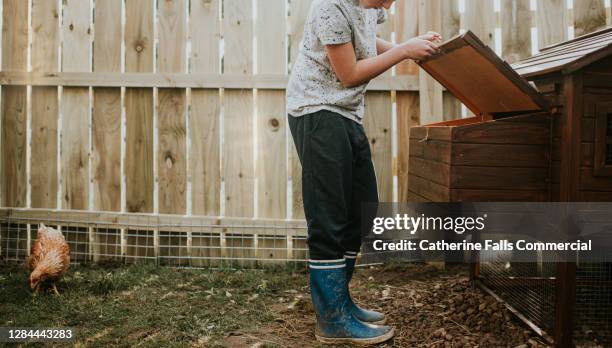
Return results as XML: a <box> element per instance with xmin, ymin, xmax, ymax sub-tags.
<box><xmin>51</xmin><ymin>284</ymin><xmax>60</xmax><ymax>296</ymax></box>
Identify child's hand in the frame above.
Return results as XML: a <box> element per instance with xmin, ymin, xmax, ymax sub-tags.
<box><xmin>418</xmin><ymin>31</ymin><xmax>443</xmax><ymax>43</ymax></box>
<box><xmin>398</xmin><ymin>38</ymin><xmax>440</xmax><ymax>61</ymax></box>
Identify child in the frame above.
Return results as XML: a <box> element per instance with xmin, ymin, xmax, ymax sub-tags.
<box><xmin>287</xmin><ymin>0</ymin><xmax>441</xmax><ymax>345</ymax></box>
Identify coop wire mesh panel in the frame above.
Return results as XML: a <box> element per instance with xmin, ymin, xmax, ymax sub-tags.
<box><xmin>480</xmin><ymin>248</ymin><xmax>612</xmax><ymax>346</ymax></box>
<box><xmin>0</xmin><ymin>212</ymin><xmax>308</xmax><ymax>269</ymax></box>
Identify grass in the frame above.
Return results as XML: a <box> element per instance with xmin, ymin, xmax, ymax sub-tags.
<box><xmin>0</xmin><ymin>262</ymin><xmax>308</xmax><ymax>347</ymax></box>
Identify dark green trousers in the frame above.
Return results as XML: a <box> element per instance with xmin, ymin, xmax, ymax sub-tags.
<box><xmin>289</xmin><ymin>110</ymin><xmax>379</xmax><ymax>260</ymax></box>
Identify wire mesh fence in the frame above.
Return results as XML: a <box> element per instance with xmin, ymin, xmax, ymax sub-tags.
<box><xmin>0</xmin><ymin>210</ymin><xmax>308</xmax><ymax>269</ymax></box>
<box><xmin>480</xmin><ymin>249</ymin><xmax>612</xmax><ymax>346</ymax></box>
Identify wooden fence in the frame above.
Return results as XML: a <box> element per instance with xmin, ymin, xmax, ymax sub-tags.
<box><xmin>0</xmin><ymin>0</ymin><xmax>610</xmax><ymax>262</ymax></box>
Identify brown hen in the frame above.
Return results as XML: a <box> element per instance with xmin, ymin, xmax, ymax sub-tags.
<box><xmin>29</xmin><ymin>223</ymin><xmax>70</xmax><ymax>295</ymax></box>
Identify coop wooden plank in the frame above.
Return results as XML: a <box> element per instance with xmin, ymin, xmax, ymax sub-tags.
<box><xmin>451</xmin><ymin>143</ymin><xmax>549</xmax><ymax>167</ymax></box>
<box><xmin>408</xmin><ymin>174</ymin><xmax>450</xmax><ymax>202</ymax></box>
<box><xmin>407</xmin><ymin>191</ymin><xmax>431</xmax><ymax>202</ymax></box>
<box><xmin>408</xmin><ymin>157</ymin><xmax>450</xmax><ymax>187</ymax></box>
<box><xmin>451</xmin><ymin>121</ymin><xmax>550</xmax><ymax>145</ymax></box>
<box><xmin>450</xmin><ymin>189</ymin><xmax>548</xmax><ymax>202</ymax></box>
<box><xmin>1</xmin><ymin>87</ymin><xmax>27</xmax><ymax>207</ymax></box>
<box><xmin>157</xmin><ymin>90</ymin><xmax>187</xmax><ymax>214</ymax></box>
<box><xmin>364</xmin><ymin>92</ymin><xmax>393</xmax><ymax>201</ymax></box>
<box><xmin>580</xmin><ymin>191</ymin><xmax>612</xmax><ymax>201</ymax></box>
<box><xmin>419</xmin><ymin>0</ymin><xmax>444</xmax><ymax>125</ymax></box>
<box><xmin>30</xmin><ymin>87</ymin><xmax>58</xmax><ymax>209</ymax></box>
<box><xmin>574</xmin><ymin>0</ymin><xmax>606</xmax><ymax>37</ymax></box>
<box><xmin>61</xmin><ymin>89</ymin><xmax>89</xmax><ymax>210</ymax></box>
<box><xmin>409</xmin><ymin>126</ymin><xmax>452</xmax><ymax>141</ymax></box>
<box><xmin>30</xmin><ymin>0</ymin><xmax>60</xmax><ymax>209</ymax></box>
<box><xmin>580</xmin><ymin>142</ymin><xmax>594</xmax><ymax>167</ymax></box>
<box><xmin>501</xmin><ymin>0</ymin><xmax>532</xmax><ymax>64</ymax></box>
<box><xmin>536</xmin><ymin>0</ymin><xmax>568</xmax><ymax>49</ymax></box>
<box><xmin>223</xmin><ymin>0</ymin><xmax>254</xmax><ymax>218</ymax></box>
<box><xmin>190</xmin><ymin>90</ymin><xmax>220</xmax><ymax>216</ymax></box>
<box><xmin>464</xmin><ymin>0</ymin><xmax>495</xmax><ymax>46</ymax></box>
<box><xmin>580</xmin><ymin>167</ymin><xmax>612</xmax><ymax>191</ymax></box>
<box><xmin>450</xmin><ymin>166</ymin><xmax>549</xmax><ymax>190</ymax></box>
<box><xmin>408</xmin><ymin>139</ymin><xmax>451</xmax><ymax>164</ymax></box>
<box><xmin>397</xmin><ymin>92</ymin><xmax>420</xmax><ymax>203</ymax></box>
<box><xmin>92</xmin><ymin>89</ymin><xmax>121</xmax><ymax>212</ymax></box>
<box><xmin>256</xmin><ymin>0</ymin><xmax>287</xmax><ymax>219</ymax></box>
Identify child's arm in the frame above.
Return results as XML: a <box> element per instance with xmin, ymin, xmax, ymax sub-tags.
<box><xmin>327</xmin><ymin>37</ymin><xmax>439</xmax><ymax>88</ymax></box>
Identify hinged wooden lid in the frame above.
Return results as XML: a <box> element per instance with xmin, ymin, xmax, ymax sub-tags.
<box><xmin>418</xmin><ymin>31</ymin><xmax>549</xmax><ymax>117</ymax></box>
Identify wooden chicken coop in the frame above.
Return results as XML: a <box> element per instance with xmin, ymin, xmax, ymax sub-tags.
<box><xmin>407</xmin><ymin>28</ymin><xmax>612</xmax><ymax>346</ymax></box>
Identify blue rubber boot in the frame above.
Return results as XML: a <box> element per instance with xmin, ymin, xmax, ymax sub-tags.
<box><xmin>345</xmin><ymin>252</ymin><xmax>387</xmax><ymax>324</ymax></box>
<box><xmin>309</xmin><ymin>259</ymin><xmax>394</xmax><ymax>346</ymax></box>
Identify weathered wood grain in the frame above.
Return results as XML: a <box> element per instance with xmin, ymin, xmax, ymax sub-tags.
<box><xmin>93</xmin><ymin>0</ymin><xmax>121</xmax><ymax>212</ymax></box>
<box><xmin>573</xmin><ymin>0</ymin><xmax>606</xmax><ymax>38</ymax></box>
<box><xmin>464</xmin><ymin>0</ymin><xmax>495</xmax><ymax>46</ymax></box>
<box><xmin>502</xmin><ymin>0</ymin><xmax>532</xmax><ymax>63</ymax></box>
<box><xmin>536</xmin><ymin>0</ymin><xmax>568</xmax><ymax>49</ymax></box>
<box><xmin>223</xmin><ymin>0</ymin><xmax>254</xmax><ymax>218</ymax></box>
<box><xmin>419</xmin><ymin>0</ymin><xmax>444</xmax><ymax>125</ymax></box>
<box><xmin>30</xmin><ymin>0</ymin><xmax>60</xmax><ymax>208</ymax></box>
<box><xmin>125</xmin><ymin>0</ymin><xmax>154</xmax><ymax>213</ymax></box>
<box><xmin>364</xmin><ymin>92</ymin><xmax>393</xmax><ymax>201</ymax></box>
<box><xmin>190</xmin><ymin>90</ymin><xmax>220</xmax><ymax>216</ymax></box>
<box><xmin>157</xmin><ymin>90</ymin><xmax>187</xmax><ymax>214</ymax></box>
<box><xmin>30</xmin><ymin>88</ymin><xmax>58</xmax><ymax>208</ymax></box>
<box><xmin>397</xmin><ymin>92</ymin><xmax>420</xmax><ymax>202</ymax></box>
<box><xmin>1</xmin><ymin>88</ymin><xmax>27</xmax><ymax>207</ymax></box>
<box><xmin>61</xmin><ymin>89</ymin><xmax>89</xmax><ymax>210</ymax></box>
<box><xmin>92</xmin><ymin>89</ymin><xmax>121</xmax><ymax>212</ymax></box>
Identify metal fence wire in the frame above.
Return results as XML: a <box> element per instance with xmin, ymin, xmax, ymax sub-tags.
<box><xmin>0</xmin><ymin>213</ymin><xmax>308</xmax><ymax>269</ymax></box>
<box><xmin>480</xmin><ymin>249</ymin><xmax>612</xmax><ymax>346</ymax></box>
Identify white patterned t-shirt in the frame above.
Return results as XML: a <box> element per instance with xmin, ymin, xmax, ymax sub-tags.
<box><xmin>286</xmin><ymin>0</ymin><xmax>387</xmax><ymax>124</ymax></box>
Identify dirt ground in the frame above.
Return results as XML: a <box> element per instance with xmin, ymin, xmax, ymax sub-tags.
<box><xmin>0</xmin><ymin>261</ymin><xmax>567</xmax><ymax>347</ymax></box>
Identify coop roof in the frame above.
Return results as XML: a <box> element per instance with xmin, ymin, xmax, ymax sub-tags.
<box><xmin>513</xmin><ymin>27</ymin><xmax>612</xmax><ymax>78</ymax></box>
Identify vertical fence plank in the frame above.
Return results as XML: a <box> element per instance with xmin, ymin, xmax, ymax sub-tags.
<box><xmin>396</xmin><ymin>0</ymin><xmax>419</xmax><ymax>75</ymax></box>
<box><xmin>574</xmin><ymin>0</ymin><xmax>606</xmax><ymax>37</ymax></box>
<box><xmin>364</xmin><ymin>92</ymin><xmax>393</xmax><ymax>202</ymax></box>
<box><xmin>419</xmin><ymin>0</ymin><xmax>444</xmax><ymax>124</ymax></box>
<box><xmin>441</xmin><ymin>0</ymin><xmax>461</xmax><ymax>119</ymax></box>
<box><xmin>536</xmin><ymin>0</ymin><xmax>568</xmax><ymax>48</ymax></box>
<box><xmin>191</xmin><ymin>0</ymin><xmax>221</xmax><ymax>216</ymax></box>
<box><xmin>465</xmin><ymin>0</ymin><xmax>495</xmax><ymax>46</ymax></box>
<box><xmin>223</xmin><ymin>0</ymin><xmax>254</xmax><ymax>218</ymax></box>
<box><xmin>396</xmin><ymin>0</ymin><xmax>420</xmax><ymax>202</ymax></box>
<box><xmin>502</xmin><ymin>0</ymin><xmax>532</xmax><ymax>64</ymax></box>
<box><xmin>61</xmin><ymin>0</ymin><xmax>91</xmax><ymax>210</ymax></box>
<box><xmin>93</xmin><ymin>0</ymin><xmax>122</xmax><ymax>212</ymax></box>
<box><xmin>257</xmin><ymin>0</ymin><xmax>287</xmax><ymax>219</ymax></box>
<box><xmin>31</xmin><ymin>0</ymin><xmax>59</xmax><ymax>209</ymax></box>
<box><xmin>158</xmin><ymin>0</ymin><xmax>187</xmax><ymax>215</ymax></box>
<box><xmin>1</xmin><ymin>0</ymin><xmax>28</xmax><ymax>208</ymax></box>
<box><xmin>288</xmin><ymin>0</ymin><xmax>311</xmax><ymax>220</ymax></box>
<box><xmin>125</xmin><ymin>0</ymin><xmax>154</xmax><ymax>213</ymax></box>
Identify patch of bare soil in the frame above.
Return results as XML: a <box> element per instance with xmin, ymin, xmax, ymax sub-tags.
<box><xmin>252</xmin><ymin>264</ymin><xmax>551</xmax><ymax>348</ymax></box>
